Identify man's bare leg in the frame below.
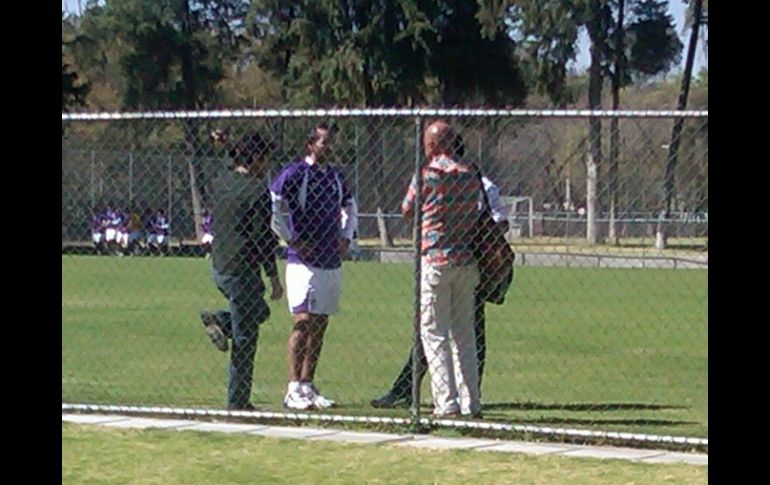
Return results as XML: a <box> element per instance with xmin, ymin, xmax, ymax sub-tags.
<box><xmin>288</xmin><ymin>313</ymin><xmax>312</xmax><ymax>382</ymax></box>
<box><xmin>301</xmin><ymin>314</ymin><xmax>329</xmax><ymax>382</ymax></box>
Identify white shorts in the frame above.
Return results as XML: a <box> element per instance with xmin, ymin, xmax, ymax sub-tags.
<box><xmin>201</xmin><ymin>233</ymin><xmax>214</xmax><ymax>245</ymax></box>
<box><xmin>147</xmin><ymin>234</ymin><xmax>167</xmax><ymax>245</ymax></box>
<box><xmin>286</xmin><ymin>263</ymin><xmax>342</xmax><ymax>315</ymax></box>
<box><xmin>105</xmin><ymin>228</ymin><xmax>117</xmax><ymax>242</ymax></box>
<box><xmin>92</xmin><ymin>233</ymin><xmax>104</xmax><ymax>244</ymax></box>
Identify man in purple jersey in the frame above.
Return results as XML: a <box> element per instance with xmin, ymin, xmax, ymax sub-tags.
<box><xmin>104</xmin><ymin>204</ymin><xmax>126</xmax><ymax>255</ymax></box>
<box><xmin>114</xmin><ymin>207</ymin><xmax>130</xmax><ymax>253</ymax></box>
<box><xmin>91</xmin><ymin>208</ymin><xmax>108</xmax><ymax>254</ymax></box>
<box><xmin>201</xmin><ymin>208</ymin><xmax>214</xmax><ymax>257</ymax></box>
<box><xmin>270</xmin><ymin>123</ymin><xmax>358</xmax><ymax>410</ymax></box>
<box><xmin>147</xmin><ymin>209</ymin><xmax>170</xmax><ymax>254</ymax></box>
<box><xmin>103</xmin><ymin>205</ymin><xmax>118</xmax><ymax>249</ymax></box>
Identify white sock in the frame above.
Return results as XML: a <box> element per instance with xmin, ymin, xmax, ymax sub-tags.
<box><xmin>288</xmin><ymin>381</ymin><xmax>300</xmax><ymax>393</ymax></box>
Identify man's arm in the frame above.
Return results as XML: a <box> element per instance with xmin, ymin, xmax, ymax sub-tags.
<box><xmin>401</xmin><ymin>173</ymin><xmax>418</xmax><ymax>219</ymax></box>
<box><xmin>341</xmin><ymin>198</ymin><xmax>358</xmax><ymax>241</ymax></box>
<box><xmin>262</xmin><ymin>231</ymin><xmax>283</xmax><ymax>300</ymax></box>
<box><xmin>339</xmin><ymin>170</ymin><xmax>358</xmax><ymax>241</ymax></box>
<box><xmin>269</xmin><ymin>165</ymin><xmax>294</xmax><ymax>243</ymax></box>
<box><xmin>482</xmin><ymin>176</ymin><xmax>509</xmax><ymax>226</ymax></box>
<box><xmin>270</xmin><ymin>192</ymin><xmax>292</xmax><ymax>242</ymax></box>
<box><xmin>260</xmin><ymin>229</ymin><xmax>279</xmax><ymax>277</ymax></box>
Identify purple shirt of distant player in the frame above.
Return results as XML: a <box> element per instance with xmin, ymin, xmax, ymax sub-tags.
<box><xmin>92</xmin><ymin>212</ymin><xmax>108</xmax><ymax>232</ymax></box>
<box><xmin>105</xmin><ymin>210</ymin><xmax>125</xmax><ymax>230</ymax></box>
<box><xmin>151</xmin><ymin>213</ymin><xmax>170</xmax><ymax>235</ymax></box>
<box><xmin>202</xmin><ymin>213</ymin><xmax>213</xmax><ymax>234</ymax></box>
<box><xmin>270</xmin><ymin>159</ymin><xmax>352</xmax><ymax>269</ymax></box>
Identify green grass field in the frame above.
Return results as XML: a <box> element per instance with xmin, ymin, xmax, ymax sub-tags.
<box><xmin>62</xmin><ymin>255</ymin><xmax>707</xmax><ymax>439</ymax></box>
<box><xmin>62</xmin><ymin>423</ymin><xmax>707</xmax><ymax>484</ymax></box>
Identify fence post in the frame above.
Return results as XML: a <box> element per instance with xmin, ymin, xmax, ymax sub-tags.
<box><xmin>90</xmin><ymin>150</ymin><xmax>96</xmax><ymax>209</ymax></box>
<box><xmin>129</xmin><ymin>151</ymin><xmax>134</xmax><ymax>203</ymax></box>
<box><xmin>167</xmin><ymin>155</ymin><xmax>173</xmax><ymax>234</ymax></box>
<box><xmin>354</xmin><ymin>125</ymin><xmax>360</xmax><ymax>208</ymax></box>
<box><xmin>411</xmin><ymin>115</ymin><xmax>423</xmax><ymax>431</ymax></box>
<box><xmin>528</xmin><ymin>198</ymin><xmax>534</xmax><ymax>238</ymax></box>
<box><xmin>99</xmin><ymin>157</ymin><xmax>104</xmax><ymax>199</ymax></box>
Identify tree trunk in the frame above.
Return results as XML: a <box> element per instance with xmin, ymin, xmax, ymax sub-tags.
<box><xmin>361</xmin><ymin>52</ymin><xmax>393</xmax><ymax>248</ymax></box>
<box><xmin>183</xmin><ymin>120</ymin><xmax>205</xmax><ymax>242</ymax></box>
<box><xmin>375</xmin><ymin>126</ymin><xmax>394</xmax><ymax>247</ymax></box>
<box><xmin>188</xmin><ymin>158</ymin><xmax>204</xmax><ymax>241</ymax></box>
<box><xmin>180</xmin><ymin>0</ymin><xmax>206</xmax><ymax>242</ymax></box>
<box><xmin>656</xmin><ymin>0</ymin><xmax>702</xmax><ymax>249</ymax></box>
<box><xmin>608</xmin><ymin>0</ymin><xmax>625</xmax><ymax>246</ymax></box>
<box><xmin>585</xmin><ymin>0</ymin><xmax>607</xmax><ymax>245</ymax></box>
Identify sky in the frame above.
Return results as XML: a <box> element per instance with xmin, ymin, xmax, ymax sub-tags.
<box><xmin>61</xmin><ymin>0</ymin><xmax>707</xmax><ymax>74</ymax></box>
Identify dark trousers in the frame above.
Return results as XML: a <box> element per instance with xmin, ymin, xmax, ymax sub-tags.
<box><xmin>212</xmin><ymin>269</ymin><xmax>270</xmax><ymax>409</ymax></box>
<box><xmin>388</xmin><ymin>293</ymin><xmax>486</xmax><ymax>400</ymax></box>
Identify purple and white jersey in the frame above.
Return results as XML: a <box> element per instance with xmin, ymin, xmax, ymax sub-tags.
<box><xmin>270</xmin><ymin>157</ymin><xmax>357</xmax><ymax>270</ymax></box>
<box><xmin>152</xmin><ymin>214</ymin><xmax>170</xmax><ymax>236</ymax></box>
<box><xmin>106</xmin><ymin>210</ymin><xmax>125</xmax><ymax>230</ymax></box>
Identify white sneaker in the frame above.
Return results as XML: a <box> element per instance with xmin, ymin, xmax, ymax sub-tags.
<box><xmin>303</xmin><ymin>383</ymin><xmax>336</xmax><ymax>409</ymax></box>
<box><xmin>283</xmin><ymin>390</ymin><xmax>313</xmax><ymax>410</ymax></box>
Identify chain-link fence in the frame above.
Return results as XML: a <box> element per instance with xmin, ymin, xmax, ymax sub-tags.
<box><xmin>62</xmin><ymin>109</ymin><xmax>708</xmax><ymax>447</ymax></box>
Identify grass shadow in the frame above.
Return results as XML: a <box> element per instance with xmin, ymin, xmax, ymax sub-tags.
<box><xmin>482</xmin><ymin>402</ymin><xmax>686</xmax><ymax>412</ymax></box>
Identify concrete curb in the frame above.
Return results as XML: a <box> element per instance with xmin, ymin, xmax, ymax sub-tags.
<box><xmin>62</xmin><ymin>413</ymin><xmax>707</xmax><ymax>466</ymax></box>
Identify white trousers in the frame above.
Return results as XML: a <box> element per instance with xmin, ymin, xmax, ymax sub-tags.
<box><xmin>420</xmin><ymin>262</ymin><xmax>481</xmax><ymax>416</ymax></box>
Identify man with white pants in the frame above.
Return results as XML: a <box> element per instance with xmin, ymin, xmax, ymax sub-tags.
<box><xmin>402</xmin><ymin>120</ymin><xmax>483</xmax><ymax>418</ymax></box>
<box><xmin>271</xmin><ymin>123</ymin><xmax>357</xmax><ymax>410</ymax></box>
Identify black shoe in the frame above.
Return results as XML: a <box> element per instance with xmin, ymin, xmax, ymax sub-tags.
<box><xmin>200</xmin><ymin>311</ymin><xmax>228</xmax><ymax>352</ymax></box>
<box><xmin>370</xmin><ymin>392</ymin><xmax>412</xmax><ymax>409</ymax></box>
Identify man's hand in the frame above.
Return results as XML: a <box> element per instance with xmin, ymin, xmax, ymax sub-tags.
<box><xmin>338</xmin><ymin>237</ymin><xmax>350</xmax><ymax>256</ymax></box>
<box><xmin>270</xmin><ymin>276</ymin><xmax>284</xmax><ymax>301</ymax></box>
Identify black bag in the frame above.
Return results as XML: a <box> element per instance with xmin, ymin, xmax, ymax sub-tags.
<box><xmin>472</xmin><ymin>167</ymin><xmax>515</xmax><ymax>305</ymax></box>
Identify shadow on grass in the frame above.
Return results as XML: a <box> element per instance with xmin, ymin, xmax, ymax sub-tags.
<box><xmin>482</xmin><ymin>402</ymin><xmax>686</xmax><ymax>411</ymax></box>
<box><xmin>484</xmin><ymin>416</ymin><xmax>699</xmax><ymax>426</ymax></box>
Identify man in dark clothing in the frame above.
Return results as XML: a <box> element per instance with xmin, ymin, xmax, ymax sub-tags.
<box><xmin>200</xmin><ymin>131</ymin><xmax>284</xmax><ymax>411</ymax></box>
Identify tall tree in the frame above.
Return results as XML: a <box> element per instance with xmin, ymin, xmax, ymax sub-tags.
<box><xmin>607</xmin><ymin>0</ymin><xmax>625</xmax><ymax>245</ymax></box>
<box><xmin>62</xmin><ymin>53</ymin><xmax>90</xmax><ymax>112</ymax></box>
<box><xmin>62</xmin><ymin>14</ymin><xmax>91</xmax><ymax>126</ymax></box>
<box><xmin>427</xmin><ymin>0</ymin><xmax>527</xmax><ymax>106</ymax></box>
<box><xmin>99</xmin><ymin>0</ymin><xmax>244</xmax><ymax>239</ymax></box>
<box><xmin>607</xmin><ymin>0</ymin><xmax>682</xmax><ymax>243</ymax></box>
<box><xmin>479</xmin><ymin>0</ymin><xmax>610</xmax><ymax>243</ymax></box>
<box><xmin>656</xmin><ymin>0</ymin><xmax>703</xmax><ymax>249</ymax></box>
<box><xmin>480</xmin><ymin>0</ymin><xmax>581</xmax><ymax>107</ymax></box>
<box><xmin>62</xmin><ymin>14</ymin><xmax>91</xmax><ymax>114</ymax></box>
<box><xmin>482</xmin><ymin>0</ymin><xmax>682</xmax><ymax>244</ymax></box>
<box><xmin>61</xmin><ymin>12</ymin><xmax>90</xmax><ymax>112</ymax></box>
<box><xmin>583</xmin><ymin>0</ymin><xmax>611</xmax><ymax>245</ymax></box>
<box><xmin>624</xmin><ymin>0</ymin><xmax>683</xmax><ymax>78</ymax></box>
